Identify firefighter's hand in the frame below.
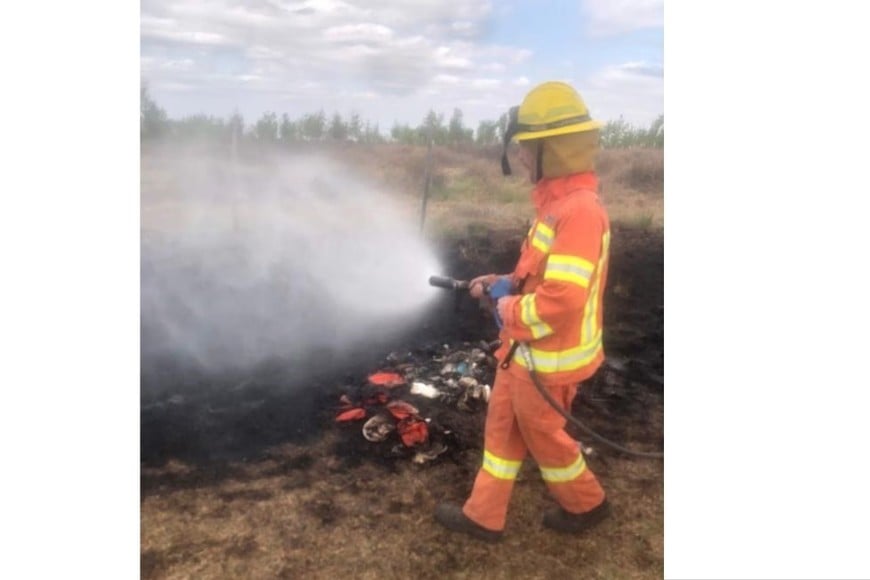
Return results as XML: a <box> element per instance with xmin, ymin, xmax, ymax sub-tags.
<box><xmin>469</xmin><ymin>274</ymin><xmax>498</xmax><ymax>299</ymax></box>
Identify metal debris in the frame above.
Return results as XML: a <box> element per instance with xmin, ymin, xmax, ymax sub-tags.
<box><xmin>363</xmin><ymin>414</ymin><xmax>395</xmax><ymax>442</ymax></box>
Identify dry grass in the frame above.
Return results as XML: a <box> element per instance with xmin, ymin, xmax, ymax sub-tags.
<box><xmin>331</xmin><ymin>143</ymin><xmax>663</xmax><ymax>235</ymax></box>
<box><xmin>142</xmin><ymin>425</ymin><xmax>663</xmax><ymax>579</ymax></box>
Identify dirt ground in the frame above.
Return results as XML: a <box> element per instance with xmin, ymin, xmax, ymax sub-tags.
<box><xmin>141</xmin><ymin>223</ymin><xmax>663</xmax><ymax>579</ymax></box>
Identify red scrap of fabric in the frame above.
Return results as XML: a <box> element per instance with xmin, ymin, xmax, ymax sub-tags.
<box><xmin>397</xmin><ymin>417</ymin><xmax>429</xmax><ymax>447</ymax></box>
<box><xmin>335</xmin><ymin>408</ymin><xmax>367</xmax><ymax>422</ymax></box>
<box><xmin>367</xmin><ymin>372</ymin><xmax>405</xmax><ymax>388</ymax></box>
<box><xmin>386</xmin><ymin>400</ymin><xmax>420</xmax><ymax>419</ymax></box>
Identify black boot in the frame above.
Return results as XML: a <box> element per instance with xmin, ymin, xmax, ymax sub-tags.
<box><xmin>543</xmin><ymin>499</ymin><xmax>611</xmax><ymax>534</ymax></box>
<box><xmin>434</xmin><ymin>503</ymin><xmax>503</xmax><ymax>543</ymax></box>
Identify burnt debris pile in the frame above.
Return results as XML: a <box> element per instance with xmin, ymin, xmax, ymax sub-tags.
<box><xmin>333</xmin><ymin>340</ymin><xmax>501</xmax><ymax>465</ymax></box>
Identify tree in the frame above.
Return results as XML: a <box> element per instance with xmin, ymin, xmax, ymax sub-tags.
<box><xmin>174</xmin><ymin>114</ymin><xmax>226</xmax><ymax>141</ymax></box>
<box><xmin>300</xmin><ymin>110</ymin><xmax>326</xmax><ymax>141</ymax></box>
<box><xmin>600</xmin><ymin>115</ymin><xmax>663</xmax><ymax>148</ymax></box>
<box><xmin>348</xmin><ymin>112</ymin><xmax>363</xmax><ymax>142</ymax></box>
<box><xmin>328</xmin><ymin>112</ymin><xmax>348</xmax><ymax>141</ymax></box>
<box><xmin>422</xmin><ymin>109</ymin><xmax>446</xmax><ymax>145</ymax></box>
<box><xmin>254</xmin><ymin>112</ymin><xmax>279</xmax><ymax>141</ymax></box>
<box><xmin>140</xmin><ymin>84</ymin><xmax>168</xmax><ymax>140</ymax></box>
<box><xmin>279</xmin><ymin>113</ymin><xmax>298</xmax><ymax>143</ymax></box>
<box><xmin>448</xmin><ymin>108</ymin><xmax>467</xmax><ymax>145</ymax></box>
<box><xmin>390</xmin><ymin>122</ymin><xmax>414</xmax><ymax>144</ymax></box>
<box><xmin>228</xmin><ymin>110</ymin><xmax>245</xmax><ymax>143</ymax></box>
<box><xmin>363</xmin><ymin>121</ymin><xmax>383</xmax><ymax>144</ymax></box>
<box><xmin>475</xmin><ymin>120</ymin><xmax>499</xmax><ymax>146</ymax></box>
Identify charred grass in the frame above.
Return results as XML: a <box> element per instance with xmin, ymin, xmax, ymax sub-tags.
<box><xmin>142</xmin><ymin>430</ymin><xmax>662</xmax><ymax>579</ymax></box>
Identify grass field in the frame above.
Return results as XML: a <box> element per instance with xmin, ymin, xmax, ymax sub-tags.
<box><xmin>333</xmin><ymin>143</ymin><xmax>664</xmax><ymax>236</ymax></box>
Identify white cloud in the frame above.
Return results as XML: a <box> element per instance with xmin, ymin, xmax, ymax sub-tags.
<box><xmin>159</xmin><ymin>58</ymin><xmax>195</xmax><ymax>71</ymax></box>
<box><xmin>581</xmin><ymin>61</ymin><xmax>663</xmax><ymax>126</ymax></box>
<box><xmin>323</xmin><ymin>23</ymin><xmax>394</xmax><ymax>43</ymax></box>
<box><xmin>246</xmin><ymin>45</ymin><xmax>284</xmax><ymax>60</ymax></box>
<box><xmin>433</xmin><ymin>74</ymin><xmax>461</xmax><ymax>85</ymax></box>
<box><xmin>140</xmin><ymin>0</ymin><xmax>659</xmax><ymax>130</ymax></box>
<box><xmin>471</xmin><ymin>78</ymin><xmax>502</xmax><ymax>90</ymax></box>
<box><xmin>506</xmin><ymin>48</ymin><xmax>533</xmax><ymax>64</ymax></box>
<box><xmin>480</xmin><ymin>62</ymin><xmax>506</xmax><ymax>73</ymax></box>
<box><xmin>142</xmin><ymin>0</ymin><xmax>513</xmax><ymax>97</ymax></box>
<box><xmin>434</xmin><ymin>46</ymin><xmax>475</xmax><ymax>70</ymax></box>
<box><xmin>581</xmin><ymin>0</ymin><xmax>663</xmax><ymax>36</ymax></box>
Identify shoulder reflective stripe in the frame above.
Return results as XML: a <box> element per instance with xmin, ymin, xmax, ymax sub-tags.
<box><xmin>520</xmin><ymin>294</ymin><xmax>554</xmax><ymax>339</ymax></box>
<box><xmin>540</xmin><ymin>453</ymin><xmax>587</xmax><ymax>483</ymax></box>
<box><xmin>513</xmin><ymin>334</ymin><xmax>603</xmax><ymax>373</ymax></box>
<box><xmin>482</xmin><ymin>450</ymin><xmax>522</xmax><ymax>480</ymax></box>
<box><xmin>545</xmin><ymin>254</ymin><xmax>594</xmax><ymax>288</ymax></box>
<box><xmin>531</xmin><ymin>222</ymin><xmax>554</xmax><ymax>253</ymax></box>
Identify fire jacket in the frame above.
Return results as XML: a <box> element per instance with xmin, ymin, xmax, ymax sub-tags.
<box><xmin>496</xmin><ymin>172</ymin><xmax>611</xmax><ymax>386</ymax></box>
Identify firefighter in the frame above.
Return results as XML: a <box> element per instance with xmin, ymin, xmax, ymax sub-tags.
<box><xmin>435</xmin><ymin>81</ymin><xmax>612</xmax><ymax>541</ymax></box>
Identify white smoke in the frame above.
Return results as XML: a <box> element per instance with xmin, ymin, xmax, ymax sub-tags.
<box><xmin>141</xmin><ymin>144</ymin><xmax>442</xmax><ymax>380</ymax></box>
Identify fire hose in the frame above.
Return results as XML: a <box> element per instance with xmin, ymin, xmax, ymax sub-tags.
<box><xmin>429</xmin><ymin>275</ymin><xmax>664</xmax><ymax>459</ymax></box>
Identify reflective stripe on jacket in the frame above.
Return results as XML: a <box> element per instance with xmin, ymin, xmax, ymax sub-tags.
<box><xmin>496</xmin><ymin>172</ymin><xmax>610</xmax><ymax>386</ymax></box>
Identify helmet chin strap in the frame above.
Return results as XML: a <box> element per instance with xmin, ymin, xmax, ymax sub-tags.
<box><xmin>534</xmin><ymin>140</ymin><xmax>544</xmax><ymax>183</ymax></box>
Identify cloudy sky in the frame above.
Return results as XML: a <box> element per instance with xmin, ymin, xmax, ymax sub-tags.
<box><xmin>141</xmin><ymin>0</ymin><xmax>663</xmax><ymax>131</ymax></box>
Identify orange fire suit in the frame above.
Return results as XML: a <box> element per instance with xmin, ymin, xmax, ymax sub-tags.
<box><xmin>463</xmin><ymin>171</ymin><xmax>610</xmax><ymax>531</ymax></box>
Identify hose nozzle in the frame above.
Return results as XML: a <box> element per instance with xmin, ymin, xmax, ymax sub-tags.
<box><xmin>428</xmin><ymin>275</ymin><xmax>470</xmax><ymax>291</ymax></box>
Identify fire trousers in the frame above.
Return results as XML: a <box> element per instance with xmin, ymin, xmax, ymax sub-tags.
<box><xmin>462</xmin><ymin>368</ymin><xmax>606</xmax><ymax>531</ymax></box>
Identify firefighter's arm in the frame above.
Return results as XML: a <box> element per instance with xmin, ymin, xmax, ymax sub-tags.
<box><xmin>499</xmin><ymin>210</ymin><xmax>603</xmax><ymax>342</ymax></box>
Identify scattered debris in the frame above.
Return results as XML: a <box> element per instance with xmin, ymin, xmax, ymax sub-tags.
<box><xmin>367</xmin><ymin>372</ymin><xmax>406</xmax><ymax>388</ymax></box>
<box><xmin>362</xmin><ymin>414</ymin><xmax>395</xmax><ymax>442</ymax></box>
<box><xmin>386</xmin><ymin>400</ymin><xmax>420</xmax><ymax>416</ymax></box>
<box><xmin>333</xmin><ymin>341</ymin><xmax>500</xmax><ymax>464</ymax></box>
<box><xmin>412</xmin><ymin>442</ymin><xmax>448</xmax><ymax>465</ymax></box>
<box><xmin>457</xmin><ymin>379</ymin><xmax>491</xmax><ymax>412</ymax></box>
<box><xmin>410</xmin><ymin>381</ymin><xmax>440</xmax><ymax>399</ymax></box>
<box><xmin>336</xmin><ymin>408</ymin><xmax>366</xmax><ymax>422</ymax></box>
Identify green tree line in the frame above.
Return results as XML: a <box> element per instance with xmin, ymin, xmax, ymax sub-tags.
<box><xmin>141</xmin><ymin>85</ymin><xmax>663</xmax><ymax>148</ymax></box>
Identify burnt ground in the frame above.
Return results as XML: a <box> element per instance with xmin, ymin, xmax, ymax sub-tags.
<box><xmin>141</xmin><ymin>224</ymin><xmax>663</xmax><ymax>579</ymax></box>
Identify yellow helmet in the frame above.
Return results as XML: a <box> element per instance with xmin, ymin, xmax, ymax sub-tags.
<box><xmin>514</xmin><ymin>81</ymin><xmax>602</xmax><ymax>140</ymax></box>
<box><xmin>501</xmin><ymin>81</ymin><xmax>601</xmax><ymax>175</ymax></box>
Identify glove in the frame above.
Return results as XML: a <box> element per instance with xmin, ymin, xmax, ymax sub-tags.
<box><xmin>487</xmin><ymin>276</ymin><xmax>513</xmax><ymax>300</ymax></box>
<box><xmin>487</xmin><ymin>277</ymin><xmax>514</xmax><ymax>328</ymax></box>
<box><xmin>469</xmin><ymin>274</ymin><xmax>498</xmax><ymax>299</ymax></box>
